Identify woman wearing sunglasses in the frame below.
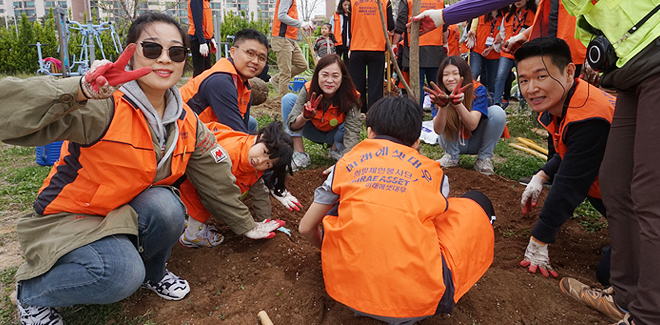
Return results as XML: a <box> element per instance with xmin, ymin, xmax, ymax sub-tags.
<box><xmin>0</xmin><ymin>12</ymin><xmax>283</xmax><ymax>324</ymax></box>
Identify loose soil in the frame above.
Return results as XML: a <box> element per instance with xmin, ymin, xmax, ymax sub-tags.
<box><xmin>121</xmin><ymin>167</ymin><xmax>611</xmax><ymax>325</ymax></box>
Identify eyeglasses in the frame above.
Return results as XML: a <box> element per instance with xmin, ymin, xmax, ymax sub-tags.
<box><xmin>234</xmin><ymin>46</ymin><xmax>268</xmax><ymax>63</ymax></box>
<box><xmin>140</xmin><ymin>41</ymin><xmax>189</xmax><ymax>63</ymax></box>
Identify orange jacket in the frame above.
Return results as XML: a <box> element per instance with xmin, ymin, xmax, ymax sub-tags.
<box><xmin>332</xmin><ymin>12</ymin><xmax>344</xmax><ymax>47</ymax></box>
<box><xmin>404</xmin><ymin>0</ymin><xmax>444</xmax><ymax>46</ymax></box>
<box><xmin>350</xmin><ymin>0</ymin><xmax>388</xmax><ymax>51</ymax></box>
<box><xmin>322</xmin><ymin>138</ymin><xmax>493</xmax><ymax>317</ymax></box>
<box><xmin>180</xmin><ymin>122</ymin><xmax>264</xmax><ymax>223</ymax></box>
<box><xmin>187</xmin><ymin>0</ymin><xmax>213</xmax><ymax>40</ymax></box>
<box><xmin>273</xmin><ymin>0</ymin><xmax>299</xmax><ymax>40</ymax></box>
<box><xmin>34</xmin><ymin>91</ymin><xmax>198</xmax><ymax>216</ymax></box>
<box><xmin>179</xmin><ymin>58</ymin><xmax>251</xmax><ymax>124</ymax></box>
<box><xmin>446</xmin><ymin>24</ymin><xmax>460</xmax><ymax>56</ymax></box>
<box><xmin>501</xmin><ymin>7</ymin><xmax>534</xmax><ymax>59</ymax></box>
<box><xmin>528</xmin><ymin>0</ymin><xmax>586</xmax><ymax>66</ymax></box>
<box><xmin>304</xmin><ymin>82</ymin><xmax>346</xmax><ymax>132</ymax></box>
<box><xmin>473</xmin><ymin>14</ymin><xmax>503</xmax><ymax>60</ymax></box>
<box><xmin>538</xmin><ymin>79</ymin><xmax>615</xmax><ymax>198</ymax></box>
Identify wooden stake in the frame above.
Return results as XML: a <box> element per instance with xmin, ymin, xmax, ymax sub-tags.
<box><xmin>386</xmin><ymin>35</ymin><xmax>392</xmax><ymax>96</ymax></box>
<box><xmin>303</xmin><ymin>29</ymin><xmax>318</xmax><ymax>66</ymax></box>
<box><xmin>376</xmin><ymin>0</ymin><xmax>413</xmax><ymax>96</ymax></box>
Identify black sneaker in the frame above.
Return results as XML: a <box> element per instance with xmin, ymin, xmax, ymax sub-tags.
<box><xmin>142</xmin><ymin>269</ymin><xmax>190</xmax><ymax>301</ymax></box>
<box><xmin>17</xmin><ymin>300</ymin><xmax>64</xmax><ymax>325</ymax></box>
<box><xmin>518</xmin><ymin>176</ymin><xmax>551</xmax><ymax>187</ymax></box>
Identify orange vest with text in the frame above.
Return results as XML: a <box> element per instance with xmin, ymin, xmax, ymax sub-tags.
<box><xmin>474</xmin><ymin>14</ymin><xmax>503</xmax><ymax>60</ymax></box>
<box><xmin>501</xmin><ymin>7</ymin><xmax>534</xmax><ymax>59</ymax></box>
<box><xmin>446</xmin><ymin>24</ymin><xmax>460</xmax><ymax>56</ymax></box>
<box><xmin>179</xmin><ymin>58</ymin><xmax>251</xmax><ymax>124</ymax></box>
<box><xmin>332</xmin><ymin>12</ymin><xmax>344</xmax><ymax>46</ymax></box>
<box><xmin>180</xmin><ymin>122</ymin><xmax>263</xmax><ymax>223</ymax></box>
<box><xmin>187</xmin><ymin>0</ymin><xmax>214</xmax><ymax>40</ymax></box>
<box><xmin>405</xmin><ymin>0</ymin><xmax>444</xmax><ymax>46</ymax></box>
<box><xmin>324</xmin><ymin>139</ymin><xmax>448</xmax><ymax>317</ymax></box>
<box><xmin>528</xmin><ymin>0</ymin><xmax>586</xmax><ymax>66</ymax></box>
<box><xmin>273</xmin><ymin>0</ymin><xmax>299</xmax><ymax>40</ymax></box>
<box><xmin>538</xmin><ymin>79</ymin><xmax>615</xmax><ymax>199</ymax></box>
<box><xmin>34</xmin><ymin>91</ymin><xmax>198</xmax><ymax>216</ymax></box>
<box><xmin>350</xmin><ymin>0</ymin><xmax>388</xmax><ymax>51</ymax></box>
<box><xmin>304</xmin><ymin>82</ymin><xmax>346</xmax><ymax>132</ymax></box>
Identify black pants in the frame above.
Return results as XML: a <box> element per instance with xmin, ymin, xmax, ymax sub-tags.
<box><xmin>190</xmin><ymin>38</ymin><xmax>212</xmax><ymax>77</ymax></box>
<box><xmin>336</xmin><ymin>45</ymin><xmax>350</xmax><ymax>68</ymax></box>
<box><xmin>349</xmin><ymin>51</ymin><xmax>385</xmax><ymax>113</ymax></box>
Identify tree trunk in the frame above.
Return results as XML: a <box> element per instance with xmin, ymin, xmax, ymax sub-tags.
<box><xmin>408</xmin><ymin>0</ymin><xmax>420</xmax><ymax>102</ymax></box>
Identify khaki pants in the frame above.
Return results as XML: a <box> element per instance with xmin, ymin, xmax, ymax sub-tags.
<box><xmin>271</xmin><ymin>37</ymin><xmax>308</xmax><ymax>95</ymax></box>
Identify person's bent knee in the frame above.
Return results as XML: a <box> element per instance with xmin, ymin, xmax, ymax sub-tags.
<box><xmin>487</xmin><ymin>105</ymin><xmax>506</xmax><ymax>124</ymax></box>
<box><xmin>461</xmin><ymin>190</ymin><xmax>495</xmax><ymax>224</ymax></box>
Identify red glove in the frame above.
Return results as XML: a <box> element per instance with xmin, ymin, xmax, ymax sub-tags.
<box><xmin>423</xmin><ymin>81</ymin><xmax>451</xmax><ymax>108</ymax></box>
<box><xmin>449</xmin><ymin>82</ymin><xmax>472</xmax><ymax>105</ymax></box>
<box><xmin>392</xmin><ymin>45</ymin><xmax>399</xmax><ymax>56</ymax></box>
<box><xmin>303</xmin><ymin>92</ymin><xmax>322</xmax><ymax>119</ymax></box>
<box><xmin>210</xmin><ymin>38</ymin><xmax>217</xmax><ymax>54</ymax></box>
<box><xmin>81</xmin><ymin>43</ymin><xmax>152</xmax><ymax>99</ymax></box>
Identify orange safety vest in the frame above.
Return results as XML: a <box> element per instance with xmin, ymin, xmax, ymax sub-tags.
<box><xmin>473</xmin><ymin>14</ymin><xmax>503</xmax><ymax>60</ymax></box>
<box><xmin>323</xmin><ymin>138</ymin><xmax>493</xmax><ymax>317</ymax></box>
<box><xmin>304</xmin><ymin>81</ymin><xmax>346</xmax><ymax>132</ymax></box>
<box><xmin>528</xmin><ymin>0</ymin><xmax>586</xmax><ymax>66</ymax></box>
<box><xmin>332</xmin><ymin>12</ymin><xmax>344</xmax><ymax>47</ymax></box>
<box><xmin>179</xmin><ymin>122</ymin><xmax>263</xmax><ymax>223</ymax></box>
<box><xmin>179</xmin><ymin>58</ymin><xmax>252</xmax><ymax>124</ymax></box>
<box><xmin>501</xmin><ymin>7</ymin><xmax>534</xmax><ymax>59</ymax></box>
<box><xmin>446</xmin><ymin>24</ymin><xmax>460</xmax><ymax>57</ymax></box>
<box><xmin>537</xmin><ymin>79</ymin><xmax>615</xmax><ymax>199</ymax></box>
<box><xmin>405</xmin><ymin>0</ymin><xmax>444</xmax><ymax>46</ymax></box>
<box><xmin>272</xmin><ymin>0</ymin><xmax>299</xmax><ymax>40</ymax></box>
<box><xmin>350</xmin><ymin>0</ymin><xmax>388</xmax><ymax>51</ymax></box>
<box><xmin>187</xmin><ymin>0</ymin><xmax>214</xmax><ymax>40</ymax></box>
<box><xmin>34</xmin><ymin>91</ymin><xmax>198</xmax><ymax>216</ymax></box>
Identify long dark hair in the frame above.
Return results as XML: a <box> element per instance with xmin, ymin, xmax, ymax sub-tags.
<box><xmin>336</xmin><ymin>0</ymin><xmax>350</xmax><ymax>15</ymax></box>
<box><xmin>309</xmin><ymin>54</ymin><xmax>361</xmax><ymax>114</ymax></box>
<box><xmin>436</xmin><ymin>56</ymin><xmax>476</xmax><ymax>141</ymax></box>
<box><xmin>485</xmin><ymin>6</ymin><xmax>508</xmax><ymax>23</ymax></box>
<box><xmin>506</xmin><ymin>0</ymin><xmax>537</xmax><ymax>22</ymax></box>
<box><xmin>256</xmin><ymin>121</ymin><xmax>294</xmax><ymax>195</ymax></box>
<box><xmin>321</xmin><ymin>23</ymin><xmax>337</xmax><ymax>43</ymax></box>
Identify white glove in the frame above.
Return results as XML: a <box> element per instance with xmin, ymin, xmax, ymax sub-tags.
<box><xmin>503</xmin><ymin>33</ymin><xmax>527</xmax><ymax>53</ymax></box>
<box><xmin>322</xmin><ymin>165</ymin><xmax>335</xmax><ymax>175</ymax></box>
<box><xmin>466</xmin><ymin>35</ymin><xmax>476</xmax><ymax>49</ymax></box>
<box><xmin>270</xmin><ymin>189</ymin><xmax>303</xmax><ymax>212</ymax></box>
<box><xmin>300</xmin><ymin>21</ymin><xmax>313</xmax><ymax>30</ymax></box>
<box><xmin>210</xmin><ymin>38</ymin><xmax>218</xmax><ymax>53</ymax></box>
<box><xmin>521</xmin><ymin>173</ymin><xmax>545</xmax><ymax>215</ymax></box>
<box><xmin>245</xmin><ymin>219</ymin><xmax>286</xmax><ymax>239</ymax></box>
<box><xmin>520</xmin><ymin>236</ymin><xmax>558</xmax><ymax>278</ymax></box>
<box><xmin>199</xmin><ymin>43</ymin><xmax>209</xmax><ymax>57</ymax></box>
<box><xmin>411</xmin><ymin>9</ymin><xmax>444</xmax><ymax>34</ymax></box>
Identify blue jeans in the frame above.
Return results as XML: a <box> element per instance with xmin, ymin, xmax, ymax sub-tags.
<box><xmin>438</xmin><ymin>105</ymin><xmax>506</xmax><ymax>160</ymax></box>
<box><xmin>469</xmin><ymin>51</ymin><xmax>499</xmax><ymax>95</ymax></box>
<box><xmin>419</xmin><ymin>67</ymin><xmax>439</xmax><ymax>109</ymax></box>
<box><xmin>281</xmin><ymin>93</ymin><xmax>346</xmax><ymax>151</ymax></box>
<box><xmin>248</xmin><ymin>116</ymin><xmax>258</xmax><ymax>134</ymax></box>
<box><xmin>18</xmin><ymin>187</ymin><xmax>185</xmax><ymax>307</ymax></box>
<box><xmin>493</xmin><ymin>57</ymin><xmax>516</xmax><ymax>105</ymax></box>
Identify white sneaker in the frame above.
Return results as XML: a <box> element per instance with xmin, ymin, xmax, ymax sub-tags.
<box><xmin>17</xmin><ymin>300</ymin><xmax>64</xmax><ymax>325</ymax></box>
<box><xmin>291</xmin><ymin>151</ymin><xmax>311</xmax><ymax>171</ymax></box>
<box><xmin>474</xmin><ymin>158</ymin><xmax>495</xmax><ymax>175</ymax></box>
<box><xmin>142</xmin><ymin>269</ymin><xmax>190</xmax><ymax>301</ymax></box>
<box><xmin>179</xmin><ymin>223</ymin><xmax>224</xmax><ymax>248</ymax></box>
<box><xmin>438</xmin><ymin>154</ymin><xmax>459</xmax><ymax>168</ymax></box>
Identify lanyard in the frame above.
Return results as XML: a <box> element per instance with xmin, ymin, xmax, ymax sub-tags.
<box><xmin>513</xmin><ymin>10</ymin><xmax>528</xmax><ymax>33</ymax></box>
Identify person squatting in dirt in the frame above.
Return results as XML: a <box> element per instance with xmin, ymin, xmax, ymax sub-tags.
<box><xmin>299</xmin><ymin>96</ymin><xmax>496</xmax><ymax>324</ymax></box>
<box><xmin>0</xmin><ymin>12</ymin><xmax>285</xmax><ymax>325</ymax></box>
<box><xmin>178</xmin><ymin>121</ymin><xmax>298</xmax><ymax>248</ymax></box>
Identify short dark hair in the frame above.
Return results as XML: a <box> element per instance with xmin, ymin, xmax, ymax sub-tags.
<box><xmin>256</xmin><ymin>121</ymin><xmax>293</xmax><ymax>195</ymax></box>
<box><xmin>514</xmin><ymin>36</ymin><xmax>573</xmax><ymax>73</ymax></box>
<box><xmin>127</xmin><ymin>12</ymin><xmax>189</xmax><ymax>49</ymax></box>
<box><xmin>366</xmin><ymin>96</ymin><xmax>422</xmax><ymax>147</ymax></box>
<box><xmin>336</xmin><ymin>0</ymin><xmax>350</xmax><ymax>15</ymax></box>
<box><xmin>233</xmin><ymin>28</ymin><xmax>269</xmax><ymax>50</ymax></box>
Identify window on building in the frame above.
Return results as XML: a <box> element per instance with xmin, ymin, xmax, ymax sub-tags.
<box><xmin>25</xmin><ymin>1</ymin><xmax>35</xmax><ymax>7</ymax></box>
<box><xmin>13</xmin><ymin>2</ymin><xmax>22</xmax><ymax>8</ymax></box>
<box><xmin>58</xmin><ymin>1</ymin><xmax>67</xmax><ymax>7</ymax></box>
<box><xmin>210</xmin><ymin>3</ymin><xmax>222</xmax><ymax>9</ymax></box>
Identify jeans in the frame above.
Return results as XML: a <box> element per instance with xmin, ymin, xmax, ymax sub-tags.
<box><xmin>18</xmin><ymin>187</ymin><xmax>185</xmax><ymax>307</ymax></box>
<box><xmin>469</xmin><ymin>52</ymin><xmax>499</xmax><ymax>95</ymax></box>
<box><xmin>419</xmin><ymin>67</ymin><xmax>439</xmax><ymax>109</ymax></box>
<box><xmin>493</xmin><ymin>57</ymin><xmax>516</xmax><ymax>105</ymax></box>
<box><xmin>438</xmin><ymin>105</ymin><xmax>506</xmax><ymax>160</ymax></box>
<box><xmin>281</xmin><ymin>93</ymin><xmax>346</xmax><ymax>151</ymax></box>
<box><xmin>248</xmin><ymin>115</ymin><xmax>258</xmax><ymax>134</ymax></box>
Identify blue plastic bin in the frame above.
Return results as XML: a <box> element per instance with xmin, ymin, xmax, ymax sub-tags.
<box><xmin>36</xmin><ymin>141</ymin><xmax>63</xmax><ymax>166</ymax></box>
<box><xmin>289</xmin><ymin>77</ymin><xmax>307</xmax><ymax>92</ymax></box>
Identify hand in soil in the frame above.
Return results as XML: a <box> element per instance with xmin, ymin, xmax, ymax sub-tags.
<box><xmin>520</xmin><ymin>237</ymin><xmax>559</xmax><ymax>278</ymax></box>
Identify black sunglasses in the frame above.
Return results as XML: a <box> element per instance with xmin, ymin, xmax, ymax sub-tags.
<box><xmin>140</xmin><ymin>41</ymin><xmax>189</xmax><ymax>63</ymax></box>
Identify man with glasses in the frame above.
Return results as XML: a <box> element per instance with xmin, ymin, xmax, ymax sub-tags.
<box><xmin>180</xmin><ymin>28</ymin><xmax>268</xmax><ymax>134</ymax></box>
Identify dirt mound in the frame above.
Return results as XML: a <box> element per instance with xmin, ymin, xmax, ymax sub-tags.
<box><xmin>250</xmin><ymin>78</ymin><xmax>269</xmax><ymax>106</ymax></box>
<box><xmin>122</xmin><ymin>167</ymin><xmax>611</xmax><ymax>325</ymax></box>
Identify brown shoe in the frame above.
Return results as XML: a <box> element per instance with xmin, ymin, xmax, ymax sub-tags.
<box><xmin>611</xmin><ymin>313</ymin><xmax>635</xmax><ymax>325</ymax></box>
<box><xmin>559</xmin><ymin>277</ymin><xmax>625</xmax><ymax>321</ymax></box>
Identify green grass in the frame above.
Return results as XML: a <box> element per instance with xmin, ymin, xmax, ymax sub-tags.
<box><xmin>0</xmin><ymin>165</ymin><xmax>51</xmax><ymax>209</ymax></box>
<box><xmin>572</xmin><ymin>200</ymin><xmax>608</xmax><ymax>233</ymax></box>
